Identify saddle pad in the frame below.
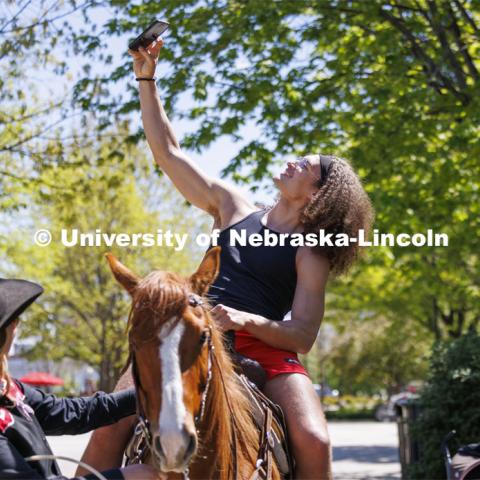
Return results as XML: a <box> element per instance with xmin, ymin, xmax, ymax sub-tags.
<box><xmin>236</xmin><ymin>373</ymin><xmax>294</xmax><ymax>478</ymax></box>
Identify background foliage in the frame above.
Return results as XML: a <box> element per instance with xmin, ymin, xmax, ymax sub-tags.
<box><xmin>410</xmin><ymin>332</ymin><xmax>480</xmax><ymax>479</ymax></box>
<box><xmin>2</xmin><ymin>134</ymin><xmax>207</xmax><ymax>390</ymax></box>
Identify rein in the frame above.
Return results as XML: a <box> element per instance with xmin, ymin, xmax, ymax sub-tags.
<box><xmin>127</xmin><ymin>293</ymin><xmax>239</xmax><ymax>480</ymax></box>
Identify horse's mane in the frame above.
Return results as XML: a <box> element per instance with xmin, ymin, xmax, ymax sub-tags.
<box><xmin>201</xmin><ymin>320</ymin><xmax>261</xmax><ymax>479</ymax></box>
<box><xmin>129</xmin><ymin>270</ymin><xmax>277</xmax><ymax>480</ymax></box>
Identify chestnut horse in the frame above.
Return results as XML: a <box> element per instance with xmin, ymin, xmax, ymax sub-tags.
<box><xmin>106</xmin><ymin>247</ymin><xmax>280</xmax><ymax>480</ymax></box>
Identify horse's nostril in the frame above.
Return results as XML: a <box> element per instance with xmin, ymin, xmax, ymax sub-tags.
<box><xmin>185</xmin><ymin>433</ymin><xmax>197</xmax><ymax>459</ymax></box>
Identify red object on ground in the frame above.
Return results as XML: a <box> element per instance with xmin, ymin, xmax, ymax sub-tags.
<box><xmin>19</xmin><ymin>372</ymin><xmax>64</xmax><ymax>387</ymax></box>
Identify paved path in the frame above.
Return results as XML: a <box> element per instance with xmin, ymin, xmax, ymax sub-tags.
<box><xmin>47</xmin><ymin>432</ymin><xmax>91</xmax><ymax>477</ymax></box>
<box><xmin>48</xmin><ymin>420</ymin><xmax>401</xmax><ymax>479</ymax></box>
<box><xmin>330</xmin><ymin>421</ymin><xmax>401</xmax><ymax>480</ymax></box>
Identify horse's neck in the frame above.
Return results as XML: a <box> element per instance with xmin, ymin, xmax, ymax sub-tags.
<box><xmin>193</xmin><ymin>354</ymin><xmax>246</xmax><ymax>478</ymax></box>
<box><xmin>206</xmin><ymin>363</ymin><xmax>260</xmax><ymax>479</ymax></box>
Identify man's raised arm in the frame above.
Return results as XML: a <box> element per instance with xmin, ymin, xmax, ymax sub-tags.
<box><xmin>130</xmin><ymin>40</ymin><xmax>254</xmax><ymax>223</ymax></box>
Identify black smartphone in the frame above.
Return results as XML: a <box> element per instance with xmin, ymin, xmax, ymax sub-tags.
<box><xmin>128</xmin><ymin>20</ymin><xmax>169</xmax><ymax>51</ymax></box>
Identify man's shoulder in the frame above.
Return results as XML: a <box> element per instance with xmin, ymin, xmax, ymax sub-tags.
<box><xmin>296</xmin><ymin>247</ymin><xmax>330</xmax><ymax>286</ymax></box>
<box><xmin>296</xmin><ymin>245</ymin><xmax>330</xmax><ymax>268</ymax></box>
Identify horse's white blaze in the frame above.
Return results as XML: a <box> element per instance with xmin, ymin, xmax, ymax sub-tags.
<box><xmin>158</xmin><ymin>318</ymin><xmax>187</xmax><ymax>462</ymax></box>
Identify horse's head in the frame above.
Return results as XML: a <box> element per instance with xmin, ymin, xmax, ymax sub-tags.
<box><xmin>106</xmin><ymin>247</ymin><xmax>221</xmax><ymax>473</ymax></box>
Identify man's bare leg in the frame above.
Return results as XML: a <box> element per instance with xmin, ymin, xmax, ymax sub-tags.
<box><xmin>75</xmin><ymin>367</ymin><xmax>136</xmax><ymax>476</ymax></box>
<box><xmin>264</xmin><ymin>373</ymin><xmax>332</xmax><ymax>480</ymax></box>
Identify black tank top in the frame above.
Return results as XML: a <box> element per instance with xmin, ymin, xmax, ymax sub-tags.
<box><xmin>206</xmin><ymin>208</ymin><xmax>299</xmax><ymax>320</ymax></box>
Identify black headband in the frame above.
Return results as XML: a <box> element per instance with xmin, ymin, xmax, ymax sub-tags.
<box><xmin>319</xmin><ymin>154</ymin><xmax>334</xmax><ymax>187</ymax></box>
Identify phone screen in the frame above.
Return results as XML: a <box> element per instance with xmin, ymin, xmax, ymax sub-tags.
<box><xmin>129</xmin><ymin>20</ymin><xmax>169</xmax><ymax>51</ymax></box>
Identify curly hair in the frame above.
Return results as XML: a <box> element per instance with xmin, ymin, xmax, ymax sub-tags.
<box><xmin>299</xmin><ymin>155</ymin><xmax>374</xmax><ymax>276</ymax></box>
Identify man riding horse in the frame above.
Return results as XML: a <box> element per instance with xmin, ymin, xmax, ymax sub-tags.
<box><xmin>78</xmin><ymin>37</ymin><xmax>373</xmax><ymax>480</ymax></box>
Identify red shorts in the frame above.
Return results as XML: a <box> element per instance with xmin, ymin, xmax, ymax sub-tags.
<box><xmin>234</xmin><ymin>330</ymin><xmax>309</xmax><ymax>381</ymax></box>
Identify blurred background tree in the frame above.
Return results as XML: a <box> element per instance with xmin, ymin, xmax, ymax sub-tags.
<box><xmin>2</xmin><ymin>132</ymin><xmax>208</xmax><ymax>391</ymax></box>
<box><xmin>0</xmin><ymin>0</ymin><xmax>89</xmax><ymax>212</ymax></box>
<box><xmin>325</xmin><ymin>316</ymin><xmax>430</xmax><ymax>395</ymax></box>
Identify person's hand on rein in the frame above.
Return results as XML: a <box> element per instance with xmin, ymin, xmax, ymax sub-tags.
<box><xmin>128</xmin><ymin>38</ymin><xmax>164</xmax><ymax>79</ymax></box>
<box><xmin>211</xmin><ymin>304</ymin><xmax>248</xmax><ymax>332</ymax></box>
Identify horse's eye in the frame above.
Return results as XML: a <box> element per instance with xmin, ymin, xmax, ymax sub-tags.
<box><xmin>199</xmin><ymin>331</ymin><xmax>208</xmax><ymax>345</ymax></box>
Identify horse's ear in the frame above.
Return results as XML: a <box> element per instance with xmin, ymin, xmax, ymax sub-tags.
<box><xmin>189</xmin><ymin>247</ymin><xmax>221</xmax><ymax>296</ymax></box>
<box><xmin>105</xmin><ymin>253</ymin><xmax>140</xmax><ymax>295</ymax></box>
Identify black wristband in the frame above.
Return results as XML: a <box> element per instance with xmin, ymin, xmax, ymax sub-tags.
<box><xmin>136</xmin><ymin>77</ymin><xmax>156</xmax><ymax>81</ymax></box>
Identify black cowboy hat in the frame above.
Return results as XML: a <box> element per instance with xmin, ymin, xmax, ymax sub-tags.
<box><xmin>0</xmin><ymin>279</ymin><xmax>43</xmax><ymax>330</ymax></box>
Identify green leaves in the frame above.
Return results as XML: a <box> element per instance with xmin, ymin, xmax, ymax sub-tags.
<box><xmin>411</xmin><ymin>333</ymin><xmax>480</xmax><ymax>479</ymax></box>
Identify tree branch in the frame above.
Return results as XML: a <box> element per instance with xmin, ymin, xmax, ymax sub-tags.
<box><xmin>391</xmin><ymin>1</ymin><xmax>427</xmax><ymax>14</ymax></box>
<box><xmin>0</xmin><ymin>169</ymin><xmax>29</xmax><ymax>185</ymax></box>
<box><xmin>453</xmin><ymin>0</ymin><xmax>480</xmax><ymax>37</ymax></box>
<box><xmin>0</xmin><ymin>169</ymin><xmax>74</xmax><ymax>191</ymax></box>
<box><xmin>61</xmin><ymin>298</ymin><xmax>99</xmax><ymax>339</ymax></box>
<box><xmin>0</xmin><ymin>101</ymin><xmax>66</xmax><ymax>124</ymax></box>
<box><xmin>0</xmin><ymin>1</ymin><xmax>96</xmax><ymax>35</ymax></box>
<box><xmin>426</xmin><ymin>0</ymin><xmax>466</xmax><ymax>89</ymax></box>
<box><xmin>0</xmin><ymin>0</ymin><xmax>33</xmax><ymax>34</ymax></box>
<box><xmin>446</xmin><ymin>1</ymin><xmax>479</xmax><ymax>80</ymax></box>
<box><xmin>379</xmin><ymin>6</ymin><xmax>469</xmax><ymax>103</ymax></box>
<box><xmin>0</xmin><ymin>112</ymin><xmax>80</xmax><ymax>152</ymax></box>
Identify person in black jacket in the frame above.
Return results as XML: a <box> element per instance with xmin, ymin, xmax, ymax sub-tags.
<box><xmin>0</xmin><ymin>278</ymin><xmax>160</xmax><ymax>480</ymax></box>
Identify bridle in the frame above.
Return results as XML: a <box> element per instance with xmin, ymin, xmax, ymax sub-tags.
<box><xmin>127</xmin><ymin>292</ymin><xmax>238</xmax><ymax>480</ymax></box>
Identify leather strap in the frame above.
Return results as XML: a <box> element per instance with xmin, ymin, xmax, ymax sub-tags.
<box><xmin>264</xmin><ymin>407</ymin><xmax>273</xmax><ymax>479</ymax></box>
<box><xmin>238</xmin><ymin>374</ymin><xmax>293</xmax><ymax>478</ymax></box>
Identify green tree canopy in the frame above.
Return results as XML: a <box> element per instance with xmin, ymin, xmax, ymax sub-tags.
<box><xmin>325</xmin><ymin>315</ymin><xmax>430</xmax><ymax>395</ymax></box>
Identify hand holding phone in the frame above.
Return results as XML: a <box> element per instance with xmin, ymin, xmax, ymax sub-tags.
<box><xmin>128</xmin><ymin>22</ymin><xmax>168</xmax><ymax>79</ymax></box>
<box><xmin>128</xmin><ymin>20</ymin><xmax>169</xmax><ymax>51</ymax></box>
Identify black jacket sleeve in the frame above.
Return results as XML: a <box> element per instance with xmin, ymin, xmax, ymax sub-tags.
<box><xmin>0</xmin><ymin>435</ymin><xmax>124</xmax><ymax>479</ymax></box>
<box><xmin>21</xmin><ymin>383</ymin><xmax>136</xmax><ymax>436</ymax></box>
